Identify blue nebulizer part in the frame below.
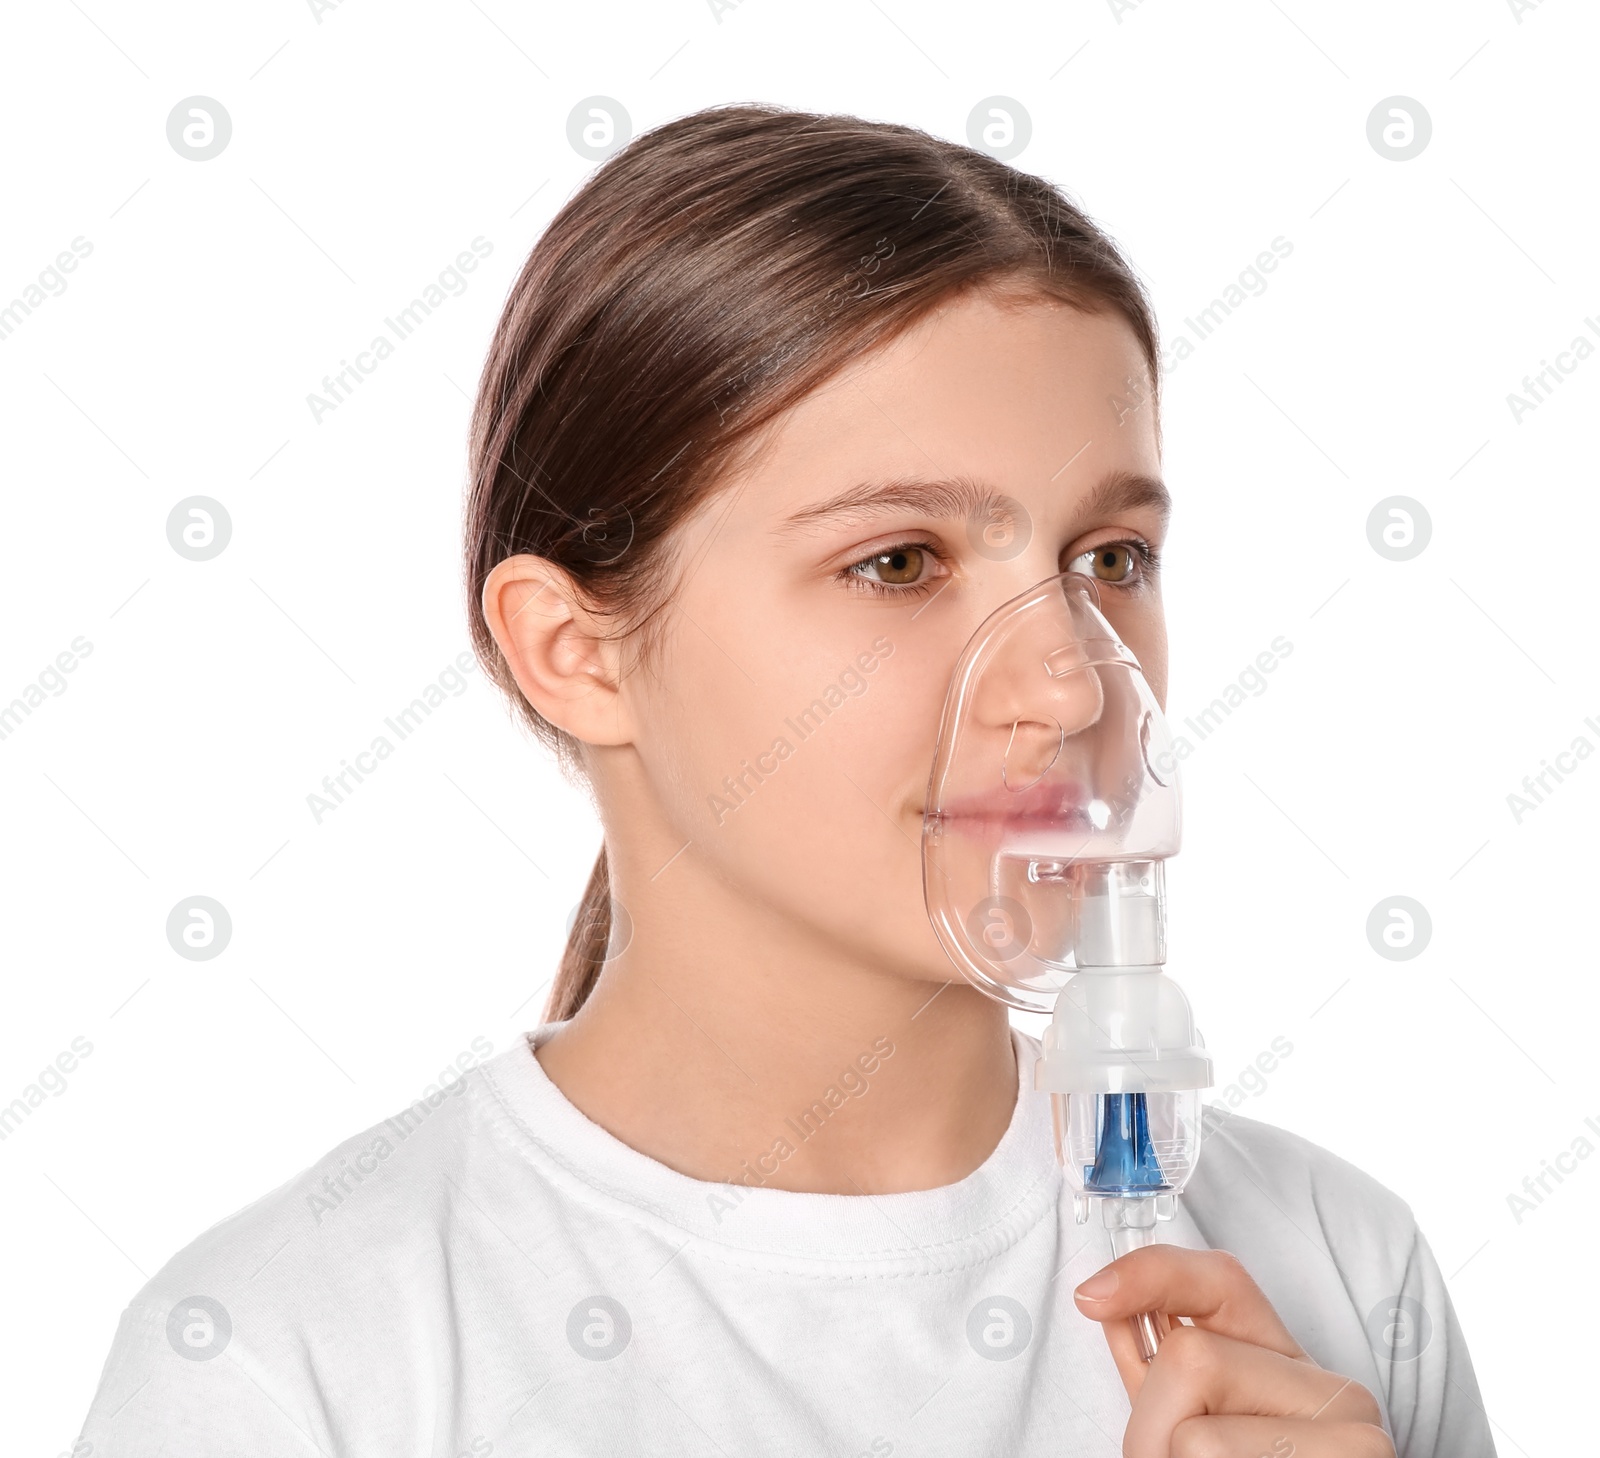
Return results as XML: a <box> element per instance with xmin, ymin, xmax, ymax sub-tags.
<box><xmin>922</xmin><ymin>570</ymin><xmax>1214</xmax><ymax>1363</ymax></box>
<box><xmin>1087</xmin><ymin>1093</ymin><xmax>1170</xmax><ymax>1195</ymax></box>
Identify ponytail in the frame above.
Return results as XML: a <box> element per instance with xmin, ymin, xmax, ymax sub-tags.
<box><xmin>545</xmin><ymin>845</ymin><xmax>611</xmax><ymax>1022</ymax></box>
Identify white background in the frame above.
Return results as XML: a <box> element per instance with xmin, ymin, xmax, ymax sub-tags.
<box><xmin>2</xmin><ymin>1</ymin><xmax>1593</xmax><ymax>1453</ymax></box>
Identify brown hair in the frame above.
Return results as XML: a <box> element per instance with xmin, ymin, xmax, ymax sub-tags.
<box><xmin>463</xmin><ymin>102</ymin><xmax>1160</xmax><ymax>1025</ymax></box>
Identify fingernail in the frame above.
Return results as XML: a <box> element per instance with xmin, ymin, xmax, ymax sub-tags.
<box><xmin>1075</xmin><ymin>1268</ymin><xmax>1118</xmax><ymax>1302</ymax></box>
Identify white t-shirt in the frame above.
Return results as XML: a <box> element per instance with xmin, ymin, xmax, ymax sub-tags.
<box><xmin>78</xmin><ymin>1023</ymin><xmax>1495</xmax><ymax>1456</ymax></box>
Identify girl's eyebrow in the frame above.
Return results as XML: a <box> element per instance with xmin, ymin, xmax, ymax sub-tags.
<box><xmin>771</xmin><ymin>469</ymin><xmax>1171</xmax><ymax>538</ymax></box>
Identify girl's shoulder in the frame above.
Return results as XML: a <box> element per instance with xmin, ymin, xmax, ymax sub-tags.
<box><xmin>77</xmin><ymin>1049</ymin><xmax>544</xmax><ymax>1448</ymax></box>
<box><xmin>1178</xmin><ymin>1103</ymin><xmax>1494</xmax><ymax>1453</ymax></box>
<box><xmin>144</xmin><ymin>1053</ymin><xmax>508</xmax><ymax>1299</ymax></box>
<box><xmin>1180</xmin><ymin>1100</ymin><xmax>1430</xmax><ymax>1317</ymax></box>
<box><xmin>1188</xmin><ymin>1101</ymin><xmax>1421</xmax><ymax>1243</ymax></box>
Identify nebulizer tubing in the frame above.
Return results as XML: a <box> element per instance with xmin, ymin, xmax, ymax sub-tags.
<box><xmin>921</xmin><ymin>570</ymin><xmax>1212</xmax><ymax>1363</ymax></box>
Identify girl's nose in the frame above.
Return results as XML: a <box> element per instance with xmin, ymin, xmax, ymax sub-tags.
<box><xmin>968</xmin><ymin>576</ymin><xmax>1110</xmax><ymax>758</ymax></box>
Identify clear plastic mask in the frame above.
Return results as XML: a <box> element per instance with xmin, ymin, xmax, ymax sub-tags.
<box><xmin>921</xmin><ymin>569</ymin><xmax>1182</xmax><ymax>1013</ymax></box>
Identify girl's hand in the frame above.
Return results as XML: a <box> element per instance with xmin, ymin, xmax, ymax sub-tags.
<box><xmin>1073</xmin><ymin>1244</ymin><xmax>1396</xmax><ymax>1457</ymax></box>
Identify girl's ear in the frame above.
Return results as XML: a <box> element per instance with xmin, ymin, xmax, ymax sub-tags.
<box><xmin>481</xmin><ymin>554</ymin><xmax>634</xmax><ymax>746</ymax></box>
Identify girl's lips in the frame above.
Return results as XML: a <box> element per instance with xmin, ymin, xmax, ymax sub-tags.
<box><xmin>929</xmin><ymin>778</ymin><xmax>1093</xmax><ymax>826</ymax></box>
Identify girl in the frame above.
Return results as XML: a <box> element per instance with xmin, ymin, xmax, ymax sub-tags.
<box><xmin>80</xmin><ymin>103</ymin><xmax>1493</xmax><ymax>1457</ymax></box>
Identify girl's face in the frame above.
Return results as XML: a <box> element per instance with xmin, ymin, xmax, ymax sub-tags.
<box><xmin>616</xmin><ymin>287</ymin><xmax>1167</xmax><ymax>989</ymax></box>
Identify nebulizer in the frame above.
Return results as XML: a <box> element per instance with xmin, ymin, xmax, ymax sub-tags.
<box><xmin>921</xmin><ymin>569</ymin><xmax>1212</xmax><ymax>1362</ymax></box>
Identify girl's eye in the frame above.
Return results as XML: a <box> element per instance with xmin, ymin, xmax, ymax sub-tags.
<box><xmin>840</xmin><ymin>537</ymin><xmax>1158</xmax><ymax>598</ymax></box>
<box><xmin>841</xmin><ymin>542</ymin><xmax>945</xmax><ymax>597</ymax></box>
<box><xmin>1068</xmin><ymin>540</ymin><xmax>1160</xmax><ymax>588</ymax></box>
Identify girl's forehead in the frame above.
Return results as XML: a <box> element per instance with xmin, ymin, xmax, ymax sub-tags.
<box><xmin>701</xmin><ymin>301</ymin><xmax>1161</xmax><ymax>539</ymax></box>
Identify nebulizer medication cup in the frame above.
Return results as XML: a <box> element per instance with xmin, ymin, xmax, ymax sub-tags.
<box><xmin>921</xmin><ymin>570</ymin><xmax>1212</xmax><ymax>1363</ymax></box>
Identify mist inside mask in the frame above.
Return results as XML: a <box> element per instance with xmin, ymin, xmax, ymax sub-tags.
<box><xmin>921</xmin><ymin>569</ymin><xmax>1213</xmax><ymax>1361</ymax></box>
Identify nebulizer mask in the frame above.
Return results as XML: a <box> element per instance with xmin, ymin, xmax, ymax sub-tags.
<box><xmin>922</xmin><ymin>569</ymin><xmax>1212</xmax><ymax>1361</ymax></box>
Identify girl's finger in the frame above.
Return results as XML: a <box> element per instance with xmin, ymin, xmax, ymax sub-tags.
<box><xmin>1121</xmin><ymin>1324</ymin><xmax>1385</xmax><ymax>1458</ymax></box>
<box><xmin>1096</xmin><ymin>1306</ymin><xmax>1175</xmax><ymax>1397</ymax></box>
<box><xmin>1073</xmin><ymin>1243</ymin><xmax>1306</xmax><ymax>1360</ymax></box>
<box><xmin>1168</xmin><ymin>1413</ymin><xmax>1395</xmax><ymax>1458</ymax></box>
